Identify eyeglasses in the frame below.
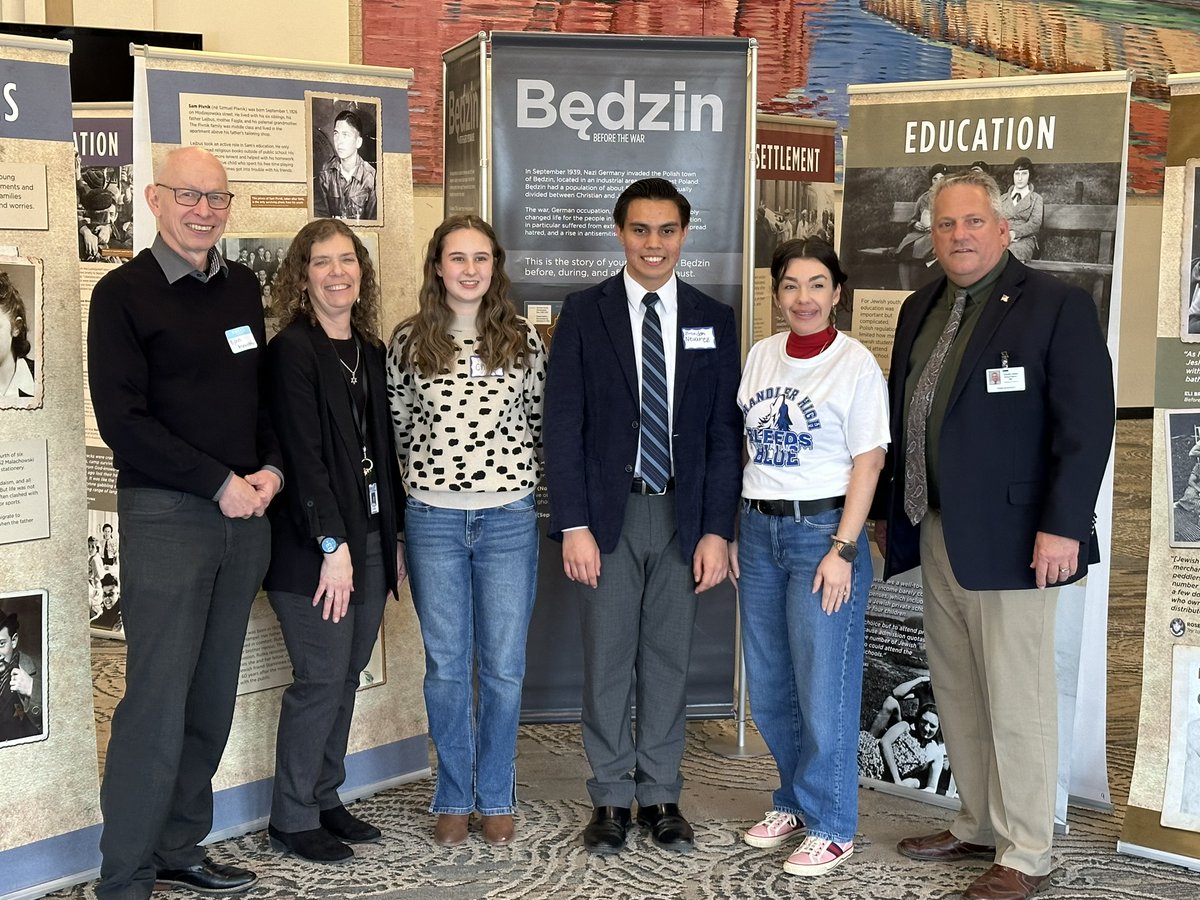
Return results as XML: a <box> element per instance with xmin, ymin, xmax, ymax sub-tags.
<box><xmin>155</xmin><ymin>183</ymin><xmax>235</xmax><ymax>209</ymax></box>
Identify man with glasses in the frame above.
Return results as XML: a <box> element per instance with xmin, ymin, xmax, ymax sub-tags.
<box><xmin>88</xmin><ymin>146</ymin><xmax>282</xmax><ymax>899</ymax></box>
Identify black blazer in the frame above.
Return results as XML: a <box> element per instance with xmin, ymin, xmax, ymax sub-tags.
<box><xmin>874</xmin><ymin>255</ymin><xmax>1114</xmax><ymax>590</ymax></box>
<box><xmin>263</xmin><ymin>319</ymin><xmax>403</xmax><ymax>599</ymax></box>
<box><xmin>543</xmin><ymin>272</ymin><xmax>742</xmax><ymax>561</ymax></box>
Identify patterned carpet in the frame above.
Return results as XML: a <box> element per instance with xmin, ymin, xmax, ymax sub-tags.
<box><xmin>53</xmin><ymin>422</ymin><xmax>1196</xmax><ymax>899</ymax></box>
<box><xmin>51</xmin><ymin>719</ymin><xmax>1197</xmax><ymax>900</ymax></box>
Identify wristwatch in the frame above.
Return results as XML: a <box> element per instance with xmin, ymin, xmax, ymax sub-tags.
<box><xmin>830</xmin><ymin>536</ymin><xmax>858</xmax><ymax>562</ymax></box>
<box><xmin>320</xmin><ymin>536</ymin><xmax>346</xmax><ymax>554</ymax></box>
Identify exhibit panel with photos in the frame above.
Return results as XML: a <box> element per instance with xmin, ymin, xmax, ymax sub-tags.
<box><xmin>841</xmin><ymin>71</ymin><xmax>1131</xmax><ymax>815</ymax></box>
<box><xmin>1124</xmin><ymin>74</ymin><xmax>1200</xmax><ymax>871</ymax></box>
<box><xmin>0</xmin><ymin>35</ymin><xmax>103</xmax><ymax>899</ymax></box>
<box><xmin>482</xmin><ymin>32</ymin><xmax>753</xmax><ymax>720</ymax></box>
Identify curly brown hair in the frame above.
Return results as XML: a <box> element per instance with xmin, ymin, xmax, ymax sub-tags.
<box><xmin>394</xmin><ymin>215</ymin><xmax>527</xmax><ymax>378</ymax></box>
<box><xmin>273</xmin><ymin>219</ymin><xmax>380</xmax><ymax>337</ymax></box>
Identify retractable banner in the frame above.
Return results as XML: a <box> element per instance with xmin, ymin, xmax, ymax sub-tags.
<box><xmin>842</xmin><ymin>72</ymin><xmax>1129</xmax><ymax>818</ymax></box>
<box><xmin>1124</xmin><ymin>73</ymin><xmax>1200</xmax><ymax>871</ymax></box>
<box><xmin>489</xmin><ymin>32</ymin><xmax>752</xmax><ymax>719</ymax></box>
<box><xmin>0</xmin><ymin>36</ymin><xmax>102</xmax><ymax>899</ymax></box>
<box><xmin>442</xmin><ymin>33</ymin><xmax>485</xmax><ymax>218</ymax></box>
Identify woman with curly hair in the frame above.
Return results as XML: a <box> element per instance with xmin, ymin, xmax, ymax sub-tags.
<box><xmin>0</xmin><ymin>271</ymin><xmax>35</xmax><ymax>400</ymax></box>
<box><xmin>263</xmin><ymin>218</ymin><xmax>406</xmax><ymax>864</ymax></box>
<box><xmin>387</xmin><ymin>215</ymin><xmax>546</xmax><ymax>848</ymax></box>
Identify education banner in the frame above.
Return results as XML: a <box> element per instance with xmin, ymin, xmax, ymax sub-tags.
<box><xmin>752</xmin><ymin>114</ymin><xmax>837</xmax><ymax>343</ymax></box>
<box><xmin>128</xmin><ymin>44</ymin><xmax>428</xmax><ymax>842</ymax></box>
<box><xmin>442</xmin><ymin>32</ymin><xmax>486</xmax><ymax>218</ymax></box>
<box><xmin>488</xmin><ymin>32</ymin><xmax>752</xmax><ymax>719</ymax></box>
<box><xmin>842</xmin><ymin>72</ymin><xmax>1129</xmax><ymax>817</ymax></box>
<box><xmin>0</xmin><ymin>35</ymin><xmax>102</xmax><ymax>900</ymax></box>
<box><xmin>1124</xmin><ymin>73</ymin><xmax>1200</xmax><ymax>871</ymax></box>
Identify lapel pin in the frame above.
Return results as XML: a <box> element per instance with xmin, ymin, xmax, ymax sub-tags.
<box><xmin>1000</xmin><ymin>293</ymin><xmax>1010</xmax><ymax>303</ymax></box>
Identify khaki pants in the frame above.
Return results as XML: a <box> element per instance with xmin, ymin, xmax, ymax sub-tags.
<box><xmin>920</xmin><ymin>511</ymin><xmax>1059</xmax><ymax>876</ymax></box>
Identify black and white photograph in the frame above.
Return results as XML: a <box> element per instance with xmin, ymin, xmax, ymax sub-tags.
<box><xmin>0</xmin><ymin>257</ymin><xmax>43</xmax><ymax>410</ymax></box>
<box><xmin>87</xmin><ymin>509</ymin><xmax>123</xmax><ymax>635</ymax></box>
<box><xmin>76</xmin><ymin>161</ymin><xmax>134</xmax><ymax>264</ymax></box>
<box><xmin>753</xmin><ymin>179</ymin><xmax>836</xmax><ymax>270</ymax></box>
<box><xmin>1181</xmin><ymin>160</ymin><xmax>1200</xmax><ymax>339</ymax></box>
<box><xmin>1165</xmin><ymin>409</ymin><xmax>1200</xmax><ymax>547</ymax></box>
<box><xmin>841</xmin><ymin>159</ymin><xmax>1122</xmax><ymax>334</ymax></box>
<box><xmin>307</xmin><ymin>93</ymin><xmax>383</xmax><ymax>225</ymax></box>
<box><xmin>0</xmin><ymin>590</ymin><xmax>47</xmax><ymax>748</ymax></box>
<box><xmin>859</xmin><ymin>580</ymin><xmax>957</xmax><ymax>800</ymax></box>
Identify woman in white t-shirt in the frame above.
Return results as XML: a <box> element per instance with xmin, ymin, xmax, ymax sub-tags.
<box><xmin>732</xmin><ymin>238</ymin><xmax>889</xmax><ymax>878</ymax></box>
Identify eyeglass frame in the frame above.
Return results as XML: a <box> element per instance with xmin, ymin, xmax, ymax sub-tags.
<box><xmin>154</xmin><ymin>183</ymin><xmax>236</xmax><ymax>210</ymax></box>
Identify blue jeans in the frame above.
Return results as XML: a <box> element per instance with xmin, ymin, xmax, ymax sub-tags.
<box><xmin>736</xmin><ymin>503</ymin><xmax>868</xmax><ymax>844</ymax></box>
<box><xmin>405</xmin><ymin>493</ymin><xmax>539</xmax><ymax>815</ymax></box>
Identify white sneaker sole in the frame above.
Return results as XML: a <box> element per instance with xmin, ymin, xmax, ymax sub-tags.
<box><xmin>783</xmin><ymin>843</ymin><xmax>853</xmax><ymax>876</ymax></box>
<box><xmin>743</xmin><ymin>828</ymin><xmax>804</xmax><ymax>849</ymax></box>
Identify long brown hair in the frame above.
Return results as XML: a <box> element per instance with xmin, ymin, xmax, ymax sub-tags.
<box><xmin>394</xmin><ymin>215</ymin><xmax>527</xmax><ymax>377</ymax></box>
<box><xmin>273</xmin><ymin>218</ymin><xmax>381</xmax><ymax>337</ymax></box>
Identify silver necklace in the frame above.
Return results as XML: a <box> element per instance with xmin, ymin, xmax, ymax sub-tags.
<box><xmin>337</xmin><ymin>340</ymin><xmax>361</xmax><ymax>384</ymax></box>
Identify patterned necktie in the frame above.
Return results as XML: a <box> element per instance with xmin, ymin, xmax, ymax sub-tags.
<box><xmin>903</xmin><ymin>288</ymin><xmax>968</xmax><ymax>525</ymax></box>
<box><xmin>639</xmin><ymin>292</ymin><xmax>672</xmax><ymax>493</ymax></box>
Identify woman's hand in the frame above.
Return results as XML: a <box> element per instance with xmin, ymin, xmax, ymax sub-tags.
<box><xmin>812</xmin><ymin>547</ymin><xmax>852</xmax><ymax>614</ymax></box>
<box><xmin>728</xmin><ymin>539</ymin><xmax>740</xmax><ymax>587</ymax></box>
<box><xmin>313</xmin><ymin>543</ymin><xmax>353</xmax><ymax>623</ymax></box>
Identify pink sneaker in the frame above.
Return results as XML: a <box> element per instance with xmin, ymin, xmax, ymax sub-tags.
<box><xmin>783</xmin><ymin>836</ymin><xmax>853</xmax><ymax>876</ymax></box>
<box><xmin>743</xmin><ymin>810</ymin><xmax>804</xmax><ymax>849</ymax></box>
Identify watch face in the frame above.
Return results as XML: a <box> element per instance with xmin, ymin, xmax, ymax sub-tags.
<box><xmin>321</xmin><ymin>537</ymin><xmax>338</xmax><ymax>553</ymax></box>
<box><xmin>837</xmin><ymin>541</ymin><xmax>858</xmax><ymax>562</ymax></box>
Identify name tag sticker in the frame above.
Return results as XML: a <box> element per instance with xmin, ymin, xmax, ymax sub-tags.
<box><xmin>985</xmin><ymin>366</ymin><xmax>1025</xmax><ymax>392</ymax></box>
<box><xmin>225</xmin><ymin>325</ymin><xmax>257</xmax><ymax>354</ymax></box>
<box><xmin>469</xmin><ymin>355</ymin><xmax>504</xmax><ymax>378</ymax></box>
<box><xmin>682</xmin><ymin>326</ymin><xmax>716</xmax><ymax>350</ymax></box>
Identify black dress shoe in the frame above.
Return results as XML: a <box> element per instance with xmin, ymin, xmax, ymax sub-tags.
<box><xmin>320</xmin><ymin>804</ymin><xmax>382</xmax><ymax>843</ymax></box>
<box><xmin>636</xmin><ymin>803</ymin><xmax>695</xmax><ymax>852</ymax></box>
<box><xmin>154</xmin><ymin>856</ymin><xmax>258</xmax><ymax>893</ymax></box>
<box><xmin>582</xmin><ymin>806</ymin><xmax>631</xmax><ymax>854</ymax></box>
<box><xmin>268</xmin><ymin>824</ymin><xmax>353</xmax><ymax>864</ymax></box>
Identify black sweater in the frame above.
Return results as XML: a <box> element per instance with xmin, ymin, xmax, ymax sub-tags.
<box><xmin>88</xmin><ymin>245</ymin><xmax>280</xmax><ymax>498</ymax></box>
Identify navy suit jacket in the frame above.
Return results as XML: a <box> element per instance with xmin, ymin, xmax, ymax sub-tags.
<box><xmin>874</xmin><ymin>255</ymin><xmax>1114</xmax><ymax>590</ymax></box>
<box><xmin>544</xmin><ymin>271</ymin><xmax>742</xmax><ymax>561</ymax></box>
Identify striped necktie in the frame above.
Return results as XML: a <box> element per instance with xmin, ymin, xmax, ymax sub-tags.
<box><xmin>903</xmin><ymin>288</ymin><xmax>968</xmax><ymax>525</ymax></box>
<box><xmin>639</xmin><ymin>292</ymin><xmax>671</xmax><ymax>493</ymax></box>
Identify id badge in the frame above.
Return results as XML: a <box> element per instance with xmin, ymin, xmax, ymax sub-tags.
<box><xmin>469</xmin><ymin>355</ymin><xmax>504</xmax><ymax>377</ymax></box>
<box><xmin>368</xmin><ymin>481</ymin><xmax>380</xmax><ymax>515</ymax></box>
<box><xmin>985</xmin><ymin>366</ymin><xmax>1026</xmax><ymax>392</ymax></box>
<box><xmin>225</xmin><ymin>325</ymin><xmax>258</xmax><ymax>354</ymax></box>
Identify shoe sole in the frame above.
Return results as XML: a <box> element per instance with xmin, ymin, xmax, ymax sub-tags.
<box><xmin>583</xmin><ymin>841</ymin><xmax>626</xmax><ymax>855</ymax></box>
<box><xmin>783</xmin><ymin>845</ymin><xmax>853</xmax><ymax>877</ymax></box>
<box><xmin>153</xmin><ymin>875</ymin><xmax>259</xmax><ymax>894</ymax></box>
<box><xmin>743</xmin><ymin>829</ymin><xmax>804</xmax><ymax>849</ymax></box>
<box><xmin>267</xmin><ymin>836</ymin><xmax>353</xmax><ymax>864</ymax></box>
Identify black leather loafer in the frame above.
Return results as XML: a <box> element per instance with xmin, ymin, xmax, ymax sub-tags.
<box><xmin>582</xmin><ymin>805</ymin><xmax>631</xmax><ymax>854</ymax></box>
<box><xmin>268</xmin><ymin>824</ymin><xmax>353</xmax><ymax>864</ymax></box>
<box><xmin>636</xmin><ymin>803</ymin><xmax>695</xmax><ymax>852</ymax></box>
<box><xmin>320</xmin><ymin>804</ymin><xmax>382</xmax><ymax>843</ymax></box>
<box><xmin>154</xmin><ymin>856</ymin><xmax>258</xmax><ymax>893</ymax></box>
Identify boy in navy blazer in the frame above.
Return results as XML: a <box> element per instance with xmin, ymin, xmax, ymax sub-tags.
<box><xmin>544</xmin><ymin>178</ymin><xmax>741</xmax><ymax>854</ymax></box>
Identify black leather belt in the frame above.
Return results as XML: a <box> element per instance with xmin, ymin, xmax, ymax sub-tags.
<box><xmin>631</xmin><ymin>477</ymin><xmax>675</xmax><ymax>495</ymax></box>
<box><xmin>745</xmin><ymin>496</ymin><xmax>844</xmax><ymax>516</ymax></box>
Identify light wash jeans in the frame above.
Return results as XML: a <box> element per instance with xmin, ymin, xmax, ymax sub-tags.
<box><xmin>736</xmin><ymin>502</ymin><xmax>868</xmax><ymax>844</ymax></box>
<box><xmin>405</xmin><ymin>492</ymin><xmax>538</xmax><ymax>815</ymax></box>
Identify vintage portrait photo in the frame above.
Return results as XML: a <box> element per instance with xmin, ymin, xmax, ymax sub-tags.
<box><xmin>0</xmin><ymin>257</ymin><xmax>43</xmax><ymax>410</ymax></box>
<box><xmin>1161</xmin><ymin>644</ymin><xmax>1200</xmax><ymax>832</ymax></box>
<box><xmin>76</xmin><ymin>160</ymin><xmax>134</xmax><ymax>264</ymax></box>
<box><xmin>1166</xmin><ymin>410</ymin><xmax>1200</xmax><ymax>547</ymax></box>
<box><xmin>841</xmin><ymin>159</ymin><xmax>1122</xmax><ymax>334</ymax></box>
<box><xmin>1182</xmin><ymin>160</ymin><xmax>1200</xmax><ymax>340</ymax></box>
<box><xmin>307</xmin><ymin>93</ymin><xmax>383</xmax><ymax>226</ymax></box>
<box><xmin>0</xmin><ymin>590</ymin><xmax>47</xmax><ymax>748</ymax></box>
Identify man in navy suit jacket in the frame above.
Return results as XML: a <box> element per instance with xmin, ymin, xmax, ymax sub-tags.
<box><xmin>544</xmin><ymin>178</ymin><xmax>741</xmax><ymax>855</ymax></box>
<box><xmin>874</xmin><ymin>171</ymin><xmax>1113</xmax><ymax>900</ymax></box>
